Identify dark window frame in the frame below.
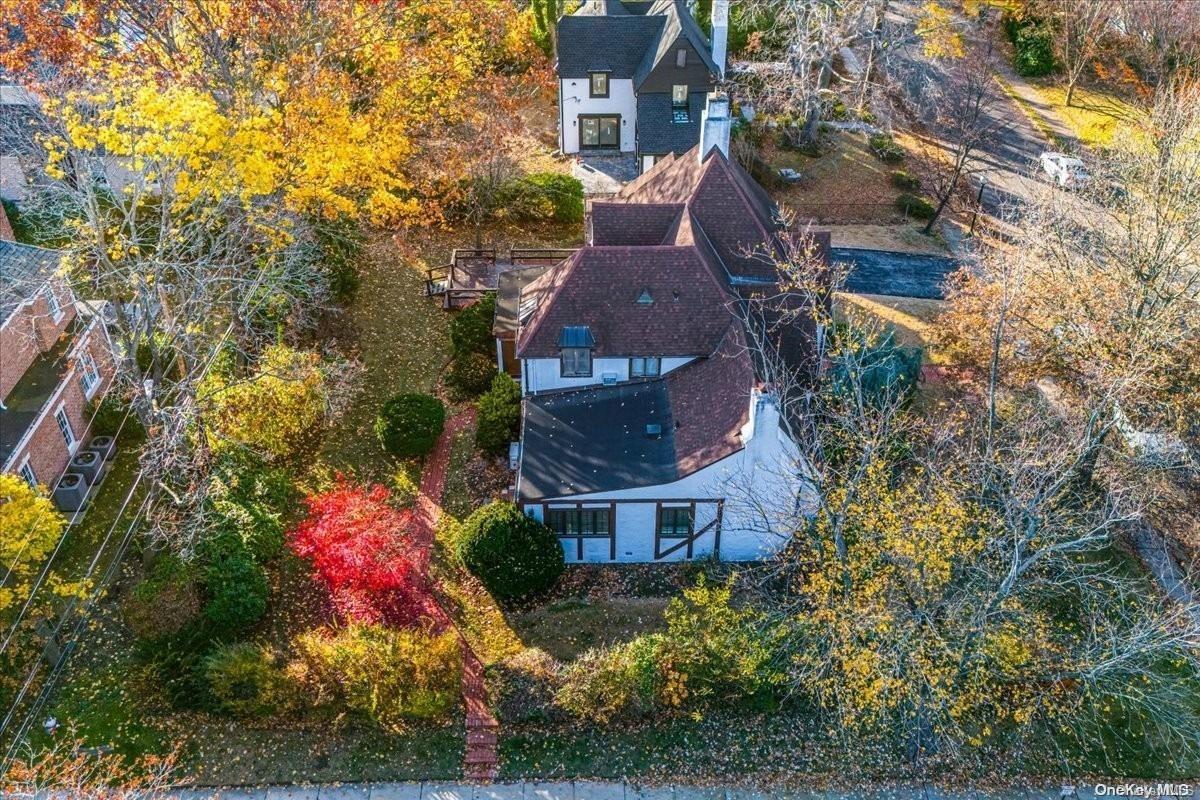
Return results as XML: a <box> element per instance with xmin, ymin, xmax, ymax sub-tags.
<box><xmin>630</xmin><ymin>356</ymin><xmax>661</xmax><ymax>378</ymax></box>
<box><xmin>658</xmin><ymin>506</ymin><xmax>694</xmax><ymax>538</ymax></box>
<box><xmin>578</xmin><ymin>114</ymin><xmax>621</xmax><ymax>149</ymax></box>
<box><xmin>589</xmin><ymin>72</ymin><xmax>610</xmax><ymax>98</ymax></box>
<box><xmin>560</xmin><ymin>347</ymin><xmax>593</xmax><ymax>377</ymax></box>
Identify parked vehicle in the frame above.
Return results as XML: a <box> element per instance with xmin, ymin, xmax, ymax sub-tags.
<box><xmin>1039</xmin><ymin>151</ymin><xmax>1090</xmax><ymax>188</ymax></box>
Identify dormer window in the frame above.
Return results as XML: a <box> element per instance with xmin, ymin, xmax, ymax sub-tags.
<box><xmin>558</xmin><ymin>326</ymin><xmax>595</xmax><ymax>378</ymax></box>
<box><xmin>676</xmin><ymin>48</ymin><xmax>687</xmax><ymax>68</ymax></box>
<box><xmin>589</xmin><ymin>72</ymin><xmax>609</xmax><ymax>98</ymax></box>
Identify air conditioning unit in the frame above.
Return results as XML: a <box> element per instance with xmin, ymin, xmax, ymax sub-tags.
<box><xmin>601</xmin><ymin>372</ymin><xmax>619</xmax><ymax>385</ymax></box>
<box><xmin>53</xmin><ymin>473</ymin><xmax>89</xmax><ymax>512</ymax></box>
<box><xmin>70</xmin><ymin>450</ymin><xmax>105</xmax><ymax>485</ymax></box>
<box><xmin>508</xmin><ymin>441</ymin><xmax>521</xmax><ymax>471</ymax></box>
<box><xmin>88</xmin><ymin>436</ymin><xmax>117</xmax><ymax>461</ymax></box>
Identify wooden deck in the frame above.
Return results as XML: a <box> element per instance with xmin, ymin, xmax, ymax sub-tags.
<box><xmin>425</xmin><ymin>247</ymin><xmax>576</xmax><ymax>309</ymax></box>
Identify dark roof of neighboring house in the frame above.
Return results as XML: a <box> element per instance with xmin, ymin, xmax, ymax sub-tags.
<box><xmin>517</xmin><ymin>327</ymin><xmax>755</xmax><ymax>500</ymax></box>
<box><xmin>0</xmin><ymin>240</ymin><xmax>60</xmax><ymax>320</ymax></box>
<box><xmin>635</xmin><ymin>91</ymin><xmax>707</xmax><ymax>155</ymax></box>
<box><xmin>0</xmin><ymin>314</ymin><xmax>84</xmax><ymax>466</ymax></box>
<box><xmin>612</xmin><ymin>146</ymin><xmax>785</xmax><ymax>282</ymax></box>
<box><xmin>631</xmin><ymin>0</ymin><xmax>720</xmax><ymax>86</ymax></box>
<box><xmin>557</xmin><ymin>14</ymin><xmax>665</xmax><ymax>78</ymax></box>
<box><xmin>515</xmin><ymin>245</ymin><xmax>734</xmax><ymax>359</ymax></box>
<box><xmin>558</xmin><ymin>0</ymin><xmax>717</xmax><ymax>83</ymax></box>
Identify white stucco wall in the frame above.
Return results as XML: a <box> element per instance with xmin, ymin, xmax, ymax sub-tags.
<box><xmin>559</xmin><ymin>78</ymin><xmax>637</xmax><ymax>154</ymax></box>
<box><xmin>523</xmin><ymin>356</ymin><xmax>695</xmax><ymax>394</ymax></box>
<box><xmin>524</xmin><ymin>392</ymin><xmax>816</xmax><ymax>563</ymax></box>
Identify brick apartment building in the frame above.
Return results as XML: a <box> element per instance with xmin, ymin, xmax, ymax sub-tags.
<box><xmin>1</xmin><ymin>202</ymin><xmax>116</xmax><ymax>491</ymax></box>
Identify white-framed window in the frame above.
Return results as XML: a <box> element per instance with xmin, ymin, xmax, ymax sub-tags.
<box><xmin>44</xmin><ymin>287</ymin><xmax>64</xmax><ymax>322</ymax></box>
<box><xmin>560</xmin><ymin>347</ymin><xmax>593</xmax><ymax>378</ymax></box>
<box><xmin>80</xmin><ymin>352</ymin><xmax>101</xmax><ymax>397</ymax></box>
<box><xmin>630</xmin><ymin>357</ymin><xmax>661</xmax><ymax>378</ymax></box>
<box><xmin>55</xmin><ymin>405</ymin><xmax>76</xmax><ymax>449</ymax></box>
<box><xmin>675</xmin><ymin>48</ymin><xmax>687</xmax><ymax>68</ymax></box>
<box><xmin>18</xmin><ymin>459</ymin><xmax>37</xmax><ymax>489</ymax></box>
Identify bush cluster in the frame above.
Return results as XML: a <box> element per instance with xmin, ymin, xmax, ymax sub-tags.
<box><xmin>376</xmin><ymin>393</ymin><xmax>446</xmax><ymax>458</ymax></box>
<box><xmin>555</xmin><ymin>577</ymin><xmax>781</xmax><ymax>721</ymax></box>
<box><xmin>312</xmin><ymin>216</ymin><xmax>366</xmax><ymax>302</ymax></box>
<box><xmin>449</xmin><ymin>292</ymin><xmax>496</xmax><ymax>358</ymax></box>
<box><xmin>1003</xmin><ymin>14</ymin><xmax>1056</xmax><ymax>77</ymax></box>
<box><xmin>503</xmin><ymin>173</ymin><xmax>584</xmax><ymax>224</ymax></box>
<box><xmin>292</xmin><ymin>624</ymin><xmax>462</xmax><ymax>731</ymax></box>
<box><xmin>457</xmin><ymin>501</ymin><xmax>564</xmax><ymax>601</ymax></box>
<box><xmin>869</xmin><ymin>133</ymin><xmax>905</xmax><ymax>163</ymax></box>
<box><xmin>895</xmin><ymin>192</ymin><xmax>936</xmax><ymax>220</ymax></box>
<box><xmin>890</xmin><ymin>170</ymin><xmax>921</xmax><ymax>191</ymax></box>
<box><xmin>446</xmin><ymin>352</ymin><xmax>499</xmax><ymax>401</ymax></box>
<box><xmin>203</xmin><ymin>643</ymin><xmax>296</xmax><ymax>718</ymax></box>
<box><xmin>475</xmin><ymin>374</ymin><xmax>522</xmax><ymax>455</ymax></box>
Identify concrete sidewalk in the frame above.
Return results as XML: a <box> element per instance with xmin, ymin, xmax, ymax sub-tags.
<box><xmin>162</xmin><ymin>780</ymin><xmax>1116</xmax><ymax>800</ymax></box>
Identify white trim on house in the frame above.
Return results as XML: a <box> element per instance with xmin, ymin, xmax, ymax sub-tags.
<box><xmin>54</xmin><ymin>402</ymin><xmax>77</xmax><ymax>454</ymax></box>
<box><xmin>17</xmin><ymin>457</ymin><xmax>37</xmax><ymax>488</ymax></box>
<box><xmin>523</xmin><ymin>355</ymin><xmax>695</xmax><ymax>393</ymax></box>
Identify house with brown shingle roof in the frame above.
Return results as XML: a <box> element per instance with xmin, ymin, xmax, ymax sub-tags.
<box><xmin>498</xmin><ymin>106</ymin><xmax>823</xmax><ymax>563</ymax></box>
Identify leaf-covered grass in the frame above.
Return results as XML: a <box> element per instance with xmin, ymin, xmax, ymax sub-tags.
<box><xmin>1029</xmin><ymin>84</ymin><xmax>1142</xmax><ymax>149</ymax></box>
<box><xmin>511</xmin><ymin>598</ymin><xmax>668</xmax><ymax>662</ymax></box>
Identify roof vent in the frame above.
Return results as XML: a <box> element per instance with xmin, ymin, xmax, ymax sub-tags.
<box><xmin>636</xmin><ymin>288</ymin><xmax>653</xmax><ymax>305</ymax></box>
<box><xmin>645</xmin><ymin>423</ymin><xmax>663</xmax><ymax>439</ymax></box>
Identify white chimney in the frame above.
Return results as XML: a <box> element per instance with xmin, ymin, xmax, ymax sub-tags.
<box><xmin>711</xmin><ymin>0</ymin><xmax>729</xmax><ymax>79</ymax></box>
<box><xmin>699</xmin><ymin>91</ymin><xmax>731</xmax><ymax>162</ymax></box>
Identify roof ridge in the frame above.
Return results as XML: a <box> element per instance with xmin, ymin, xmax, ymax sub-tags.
<box><xmin>515</xmin><ymin>249</ymin><xmax>584</xmax><ymax>358</ymax></box>
<box><xmin>690</xmin><ymin>148</ymin><xmax>779</xmax><ymax>270</ymax></box>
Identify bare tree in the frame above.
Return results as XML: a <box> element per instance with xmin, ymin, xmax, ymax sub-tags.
<box><xmin>736</xmin><ymin>0</ymin><xmax>877</xmax><ymax>146</ymax></box>
<box><xmin>908</xmin><ymin>39</ymin><xmax>1006</xmax><ymax>234</ymax></box>
<box><xmin>1118</xmin><ymin>0</ymin><xmax>1200</xmax><ymax>88</ymax></box>
<box><xmin>1040</xmin><ymin>0</ymin><xmax>1115</xmax><ymax>106</ymax></box>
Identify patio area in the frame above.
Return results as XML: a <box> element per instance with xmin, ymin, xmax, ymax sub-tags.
<box><xmin>424</xmin><ymin>247</ymin><xmax>576</xmax><ymax>309</ymax></box>
<box><xmin>571</xmin><ymin>153</ymin><xmax>639</xmax><ymax>197</ymax></box>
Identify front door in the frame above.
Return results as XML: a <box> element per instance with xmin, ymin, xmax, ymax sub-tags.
<box><xmin>580</xmin><ymin>115</ymin><xmax>620</xmax><ymax>149</ymax></box>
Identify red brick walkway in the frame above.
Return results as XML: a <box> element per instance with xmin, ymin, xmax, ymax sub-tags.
<box><xmin>410</xmin><ymin>409</ymin><xmax>499</xmax><ymax>780</ymax></box>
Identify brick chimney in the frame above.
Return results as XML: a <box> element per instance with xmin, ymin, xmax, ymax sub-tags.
<box><xmin>711</xmin><ymin>0</ymin><xmax>729</xmax><ymax>79</ymax></box>
<box><xmin>699</xmin><ymin>91</ymin><xmax>731</xmax><ymax>161</ymax></box>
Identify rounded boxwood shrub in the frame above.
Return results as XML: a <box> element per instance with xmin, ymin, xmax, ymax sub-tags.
<box><xmin>446</xmin><ymin>352</ymin><xmax>498</xmax><ymax>401</ymax></box>
<box><xmin>197</xmin><ymin>530</ymin><xmax>269</xmax><ymax>637</ymax></box>
<box><xmin>457</xmin><ymin>502</ymin><xmax>564</xmax><ymax>601</ymax></box>
<box><xmin>889</xmin><ymin>170</ymin><xmax>921</xmax><ymax>191</ymax></box>
<box><xmin>449</xmin><ymin>293</ymin><xmax>496</xmax><ymax>358</ymax></box>
<box><xmin>376</xmin><ymin>393</ymin><xmax>445</xmax><ymax>458</ymax></box>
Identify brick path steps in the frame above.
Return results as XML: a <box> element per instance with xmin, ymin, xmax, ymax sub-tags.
<box><xmin>409</xmin><ymin>409</ymin><xmax>499</xmax><ymax>780</ymax></box>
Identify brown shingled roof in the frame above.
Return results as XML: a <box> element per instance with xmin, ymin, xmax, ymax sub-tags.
<box><xmin>612</xmin><ymin>146</ymin><xmax>785</xmax><ymax>282</ymax></box>
<box><xmin>589</xmin><ymin>202</ymin><xmax>684</xmax><ymax>246</ymax></box>
<box><xmin>516</xmin><ymin>245</ymin><xmax>735</xmax><ymax>359</ymax></box>
<box><xmin>667</xmin><ymin>323</ymin><xmax>755</xmax><ymax>476</ymax></box>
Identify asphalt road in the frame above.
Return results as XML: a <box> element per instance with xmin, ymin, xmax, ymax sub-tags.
<box><xmin>834</xmin><ymin>246</ymin><xmax>960</xmax><ymax>299</ymax></box>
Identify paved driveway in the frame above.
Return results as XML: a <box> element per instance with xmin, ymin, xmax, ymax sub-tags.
<box><xmin>833</xmin><ymin>247</ymin><xmax>960</xmax><ymax>300</ymax></box>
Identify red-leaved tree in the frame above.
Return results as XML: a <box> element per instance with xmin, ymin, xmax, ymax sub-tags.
<box><xmin>289</xmin><ymin>481</ymin><xmax>432</xmax><ymax>627</ymax></box>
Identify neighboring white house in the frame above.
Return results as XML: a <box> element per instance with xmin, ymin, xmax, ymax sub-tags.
<box><xmin>498</xmin><ymin>108</ymin><xmax>830</xmax><ymax>563</ymax></box>
<box><xmin>557</xmin><ymin>0</ymin><xmax>727</xmax><ymax>172</ymax></box>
